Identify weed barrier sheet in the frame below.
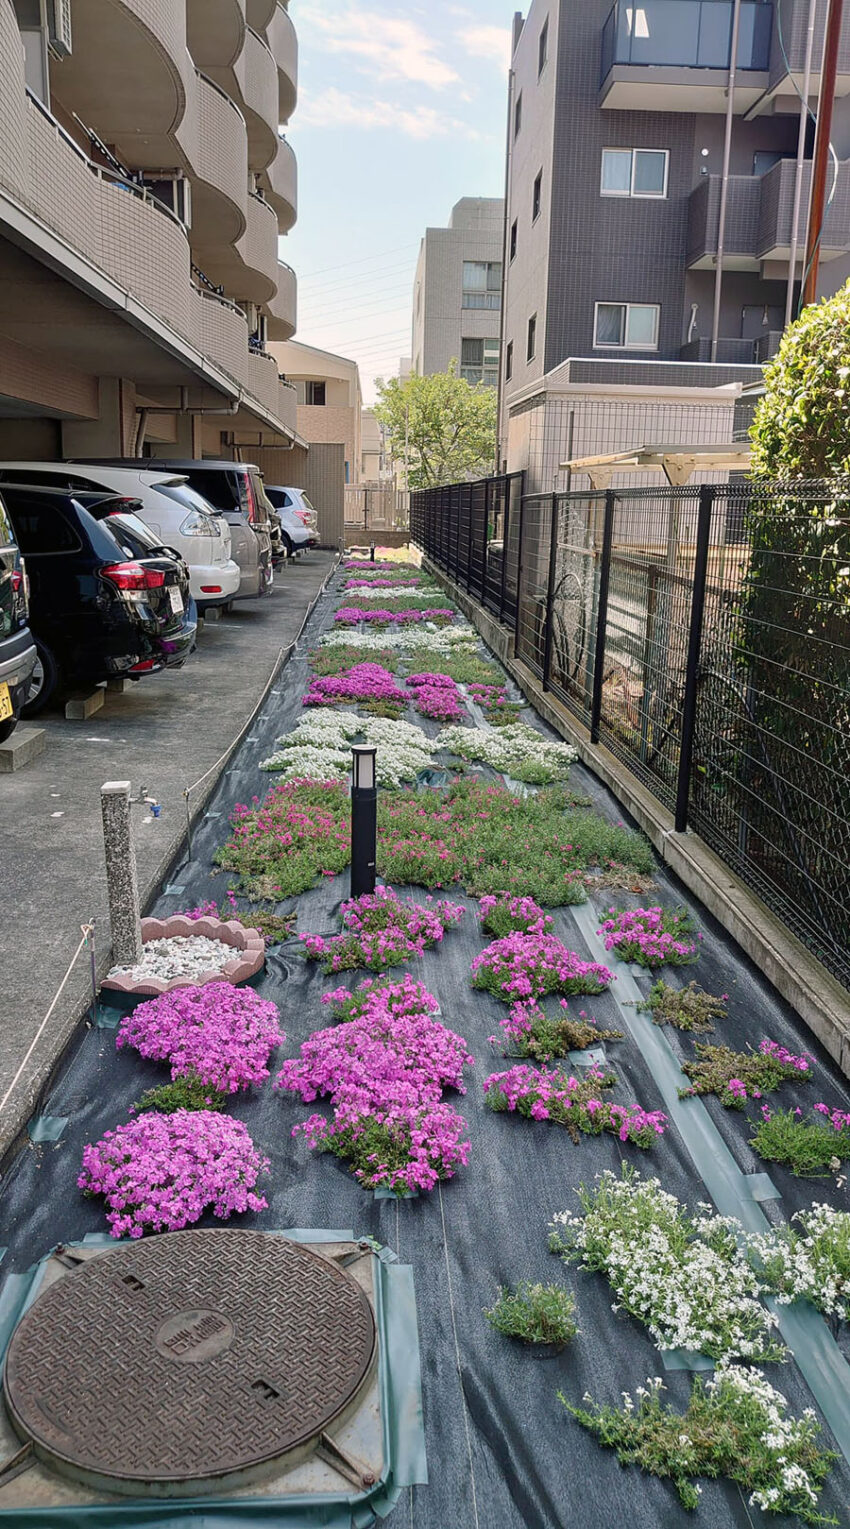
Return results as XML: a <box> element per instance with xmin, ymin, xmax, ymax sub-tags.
<box><xmin>1</xmin><ymin>565</ymin><xmax>849</xmax><ymax>1529</ymax></box>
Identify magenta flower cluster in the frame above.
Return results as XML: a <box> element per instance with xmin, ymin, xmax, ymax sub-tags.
<box><xmin>183</xmin><ymin>900</ymin><xmax>218</xmax><ymax>919</ymax></box>
<box><xmin>471</xmin><ymin>931</ymin><xmax>614</xmax><ymax>1004</ymax></box>
<box><xmin>760</xmin><ymin>1038</ymin><xmax>811</xmax><ymax>1072</ymax></box>
<box><xmin>483</xmin><ymin>1065</ymin><xmax>667</xmax><ymax>1147</ymax></box>
<box><xmin>406</xmin><ymin>672</ymin><xmax>465</xmax><ymax>722</ymax></box>
<box><xmin>116</xmin><ymin>982</ymin><xmax>285</xmax><ymax>1094</ymax></box>
<box><xmin>344</xmin><ymin>558</ymin><xmax>408</xmax><ymax>571</ymax></box>
<box><xmin>78</xmin><ymin>1110</ymin><xmax>270</xmax><ymax>1238</ymax></box>
<box><xmin>345</xmin><ymin>576</ymin><xmax>423</xmax><ymax>589</ymax></box>
<box><xmin>302</xmin><ymin>884</ymin><xmax>465</xmax><ymax>973</ymax></box>
<box><xmin>468</xmin><ymin>683</ymin><xmax>515</xmax><ymax>715</ymax></box>
<box><xmin>479</xmin><ymin>892</ymin><xmax>554</xmax><ymax>938</ymax></box>
<box><xmin>597</xmin><ymin>906</ymin><xmax>701</xmax><ymax>968</ymax></box>
<box><xmin>275</xmin><ymin>975</ymin><xmax>473</xmax><ymax>1193</ymax></box>
<box><xmin>814</xmin><ymin>1102</ymin><xmax>850</xmax><ymax>1131</ymax></box>
<box><xmin>302</xmin><ymin>662</ymin><xmax>407</xmax><ymax>708</ymax></box>
<box><xmin>334</xmin><ymin>606</ymin><xmax>455</xmax><ymax>627</ymax></box>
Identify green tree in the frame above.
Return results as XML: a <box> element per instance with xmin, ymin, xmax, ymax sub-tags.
<box><xmin>374</xmin><ymin>364</ymin><xmax>497</xmax><ymax>490</ymax></box>
<box><xmin>750</xmin><ymin>279</ymin><xmax>850</xmax><ymax>477</ymax></box>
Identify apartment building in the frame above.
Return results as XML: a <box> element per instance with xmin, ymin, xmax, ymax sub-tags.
<box><xmin>269</xmin><ymin>339</ymin><xmax>362</xmax><ymax>485</ymax></box>
<box><xmin>412</xmin><ymin>198</ymin><xmax>505</xmax><ymax>386</ymax></box>
<box><xmin>501</xmin><ymin>0</ymin><xmax>850</xmax><ymax>489</ymax></box>
<box><xmin>0</xmin><ymin>0</ymin><xmax>300</xmax><ymax>461</ymax></box>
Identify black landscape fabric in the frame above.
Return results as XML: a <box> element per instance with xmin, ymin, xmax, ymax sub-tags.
<box><xmin>0</xmin><ymin>565</ymin><xmax>848</xmax><ymax>1529</ymax></box>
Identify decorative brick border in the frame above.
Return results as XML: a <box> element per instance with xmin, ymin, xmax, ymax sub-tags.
<box><xmin>101</xmin><ymin>917</ymin><xmax>265</xmax><ymax>996</ymax></box>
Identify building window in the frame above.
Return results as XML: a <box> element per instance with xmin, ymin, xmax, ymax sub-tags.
<box><xmin>461</xmin><ymin>337</ymin><xmax>500</xmax><ymax>387</ymax></box>
<box><xmin>304</xmin><ymin>381</ymin><xmax>326</xmax><ymax>405</ymax></box>
<box><xmin>526</xmin><ymin>313</ymin><xmax>537</xmax><ymax>362</ymax></box>
<box><xmin>514</xmin><ymin>90</ymin><xmax>522</xmax><ymax>138</ymax></box>
<box><xmin>600</xmin><ymin>148</ymin><xmax>668</xmax><ymax>198</ymax></box>
<box><xmin>510</xmin><ymin>219</ymin><xmax>518</xmax><ymax>262</ymax></box>
<box><xmin>538</xmin><ymin>16</ymin><xmax>549</xmax><ymax>75</ymax></box>
<box><xmin>505</xmin><ymin>340</ymin><xmax>513</xmax><ymax>381</ymax></box>
<box><xmin>462</xmin><ymin>260</ymin><xmax>502</xmax><ymax>310</ymax></box>
<box><xmin>532</xmin><ymin>169</ymin><xmax>543</xmax><ymax>222</ymax></box>
<box><xmin>594</xmin><ymin>301</ymin><xmax>660</xmax><ymax>350</ymax></box>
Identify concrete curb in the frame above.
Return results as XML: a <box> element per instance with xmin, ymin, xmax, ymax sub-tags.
<box><xmin>423</xmin><ymin>554</ymin><xmax>850</xmax><ymax>1078</ymax></box>
<box><xmin>0</xmin><ymin>555</ymin><xmax>342</xmax><ymax>1170</ymax></box>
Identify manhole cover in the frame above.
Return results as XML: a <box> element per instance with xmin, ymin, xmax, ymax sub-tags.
<box><xmin>4</xmin><ymin>1231</ymin><xmax>377</xmax><ymax>1496</ymax></box>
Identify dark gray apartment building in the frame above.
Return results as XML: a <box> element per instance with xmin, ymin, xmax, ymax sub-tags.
<box><xmin>501</xmin><ymin>0</ymin><xmax>850</xmax><ymax>489</ymax></box>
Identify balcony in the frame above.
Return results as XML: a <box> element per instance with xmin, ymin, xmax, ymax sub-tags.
<box><xmin>266</xmin><ymin>261</ymin><xmax>297</xmax><ymax>341</ymax></box>
<box><xmin>278</xmin><ymin>376</ymin><xmax>298</xmax><ymax>433</ymax></box>
<box><xmin>687</xmin><ymin>158</ymin><xmax>850</xmax><ymax>268</ymax></box>
<box><xmin>190</xmin><ymin>72</ymin><xmax>248</xmax><ymax>249</ymax></box>
<box><xmin>194</xmin><ymin>190</ymin><xmax>277</xmax><ymax>303</ymax></box>
<box><xmin>259</xmin><ymin>134</ymin><xmax>297</xmax><ymax>231</ymax></box>
<box><xmin>187</xmin><ymin>0</ymin><xmax>246</xmax><ymax>70</ymax></box>
<box><xmin>231</xmin><ymin>26</ymin><xmax>279</xmax><ymax>170</ymax></box>
<box><xmin>246</xmin><ymin>0</ymin><xmax>276</xmax><ymax>31</ymax></box>
<box><xmin>266</xmin><ymin>2</ymin><xmax>298</xmax><ymax>122</ymax></box>
<box><xmin>600</xmin><ymin>0</ymin><xmax>773</xmax><ymax>112</ymax></box>
<box><xmin>679</xmin><ymin>336</ymin><xmax>764</xmax><ymax>364</ymax></box>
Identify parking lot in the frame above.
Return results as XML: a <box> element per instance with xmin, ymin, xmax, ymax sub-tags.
<box><xmin>0</xmin><ymin>550</ymin><xmax>337</xmax><ymax>1160</ymax></box>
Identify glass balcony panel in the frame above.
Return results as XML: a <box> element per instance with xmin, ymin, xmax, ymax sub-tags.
<box><xmin>601</xmin><ymin>1</ymin><xmax>772</xmax><ymax>79</ymax></box>
<box><xmin>696</xmin><ymin>5</ymin><xmax>733</xmax><ymax>66</ymax></box>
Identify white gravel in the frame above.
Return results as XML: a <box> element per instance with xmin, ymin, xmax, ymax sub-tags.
<box><xmin>108</xmin><ymin>935</ymin><xmax>236</xmax><ymax>984</ymax></box>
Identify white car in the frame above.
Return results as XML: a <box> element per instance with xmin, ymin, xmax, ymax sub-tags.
<box><xmin>0</xmin><ymin>464</ymin><xmax>241</xmax><ymax>611</ymax></box>
<box><xmin>265</xmin><ymin>485</ymin><xmax>318</xmax><ymax>533</ymax></box>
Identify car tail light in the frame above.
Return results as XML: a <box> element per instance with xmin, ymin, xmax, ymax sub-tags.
<box><xmin>200</xmin><ymin>585</ymin><xmax>222</xmax><ymax>594</ymax></box>
<box><xmin>10</xmin><ymin>570</ymin><xmax>22</xmax><ymax>593</ymax></box>
<box><xmin>102</xmin><ymin>562</ymin><xmax>167</xmax><ymax>591</ymax></box>
<box><xmin>238</xmin><ymin>472</ymin><xmax>258</xmax><ymax>524</ymax></box>
<box><xmin>179</xmin><ymin>511</ymin><xmax>215</xmax><ymax>537</ymax></box>
<box><xmin>128</xmin><ymin>657</ymin><xmax>161</xmax><ymax>673</ymax></box>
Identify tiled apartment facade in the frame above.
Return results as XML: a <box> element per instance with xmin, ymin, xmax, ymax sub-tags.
<box><xmin>502</xmin><ymin>0</ymin><xmax>850</xmax><ymax>491</ymax></box>
<box><xmin>412</xmin><ymin>198</ymin><xmax>505</xmax><ymax>386</ymax></box>
<box><xmin>0</xmin><ymin>0</ymin><xmax>300</xmax><ymax>457</ymax></box>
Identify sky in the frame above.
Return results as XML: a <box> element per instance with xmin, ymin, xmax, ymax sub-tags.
<box><xmin>283</xmin><ymin>1</ymin><xmax>517</xmax><ymax>404</ymax></box>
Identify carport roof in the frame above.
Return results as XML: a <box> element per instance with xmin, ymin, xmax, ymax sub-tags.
<box><xmin>562</xmin><ymin>442</ymin><xmax>752</xmax><ymax>488</ymax></box>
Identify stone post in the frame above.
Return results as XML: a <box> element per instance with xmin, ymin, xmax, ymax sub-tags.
<box><xmin>101</xmin><ymin>781</ymin><xmax>142</xmax><ymax>967</ymax></box>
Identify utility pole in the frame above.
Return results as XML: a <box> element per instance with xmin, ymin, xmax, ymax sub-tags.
<box><xmin>711</xmin><ymin>0</ymin><xmax>743</xmax><ymax>360</ymax></box>
<box><xmin>786</xmin><ymin>0</ymin><xmax>819</xmax><ymax>326</ymax></box>
<box><xmin>802</xmin><ymin>0</ymin><xmax>844</xmax><ymax>307</ymax></box>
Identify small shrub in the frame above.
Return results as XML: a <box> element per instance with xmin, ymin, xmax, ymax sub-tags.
<box><xmin>679</xmin><ymin>1038</ymin><xmax>812</xmax><ymax>1108</ymax></box>
<box><xmin>598</xmin><ymin>906</ymin><xmax>700</xmax><ymax>968</ymax></box>
<box><xmin>485</xmin><ymin>1281</ymin><xmax>578</xmax><ymax>1345</ymax></box>
<box><xmin>638</xmin><ymin>979</ymin><xmax>726</xmax><ymax>1032</ymax></box>
<box><xmin>135</xmin><ymin>1075</ymin><xmax>225</xmax><ymax>1113</ymax></box>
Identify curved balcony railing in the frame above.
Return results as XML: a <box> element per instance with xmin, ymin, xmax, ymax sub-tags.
<box><xmin>261</xmin><ymin>132</ymin><xmax>296</xmax><ymax>230</ymax></box>
<box><xmin>601</xmin><ymin>1</ymin><xmax>773</xmax><ymax>83</ymax></box>
<box><xmin>266</xmin><ymin>259</ymin><xmax>296</xmax><ymax>340</ymax></box>
<box><xmin>267</xmin><ymin>1</ymin><xmax>297</xmax><ymax>121</ymax></box>
<box><xmin>234</xmin><ymin>26</ymin><xmax>279</xmax><ymax>169</ymax></box>
<box><xmin>192</xmin><ymin>70</ymin><xmax>248</xmax><ymax>245</ymax></box>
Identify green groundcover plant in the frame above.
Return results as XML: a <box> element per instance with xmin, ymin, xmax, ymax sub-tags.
<box><xmin>750</xmin><ymin>1103</ymin><xmax>850</xmax><ymax>1177</ymax></box>
<box><xmin>309</xmin><ymin>643</ymin><xmax>403</xmax><ymax>676</ymax></box>
<box><xmin>485</xmin><ymin>1281</ymin><xmax>578</xmax><ymax>1346</ymax></box>
<box><xmin>404</xmin><ymin>646</ymin><xmax>505</xmax><ymax>686</ymax></box>
<box><xmin>491</xmin><ymin>999</ymin><xmax>623</xmax><ymax>1063</ymax></box>
<box><xmin>549</xmin><ymin>1166</ymin><xmax>784</xmax><ymax>1362</ymax></box>
<box><xmin>485</xmin><ymin>1065</ymin><xmax>666</xmax><ymax>1149</ymax></box>
<box><xmin>216</xmin><ymin>780</ymin><xmax>350</xmax><ymax>899</ymax></box>
<box><xmin>134</xmin><ymin>1076</ymin><xmax>226</xmax><ymax>1113</ymax></box>
<box><xmin>638</xmin><ymin>979</ymin><xmax>726</xmax><ymax>1032</ymax></box>
<box><xmin>563</xmin><ymin>1369</ymin><xmax>837</xmax><ymax>1524</ymax></box>
<box><xmin>679</xmin><ymin>1039</ymin><xmax>812</xmax><ymax>1108</ymax></box>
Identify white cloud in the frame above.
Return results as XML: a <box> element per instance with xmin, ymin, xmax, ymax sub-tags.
<box><xmin>302</xmin><ymin>11</ymin><xmax>459</xmax><ymax>90</ymax></box>
<box><xmin>296</xmin><ymin>87</ymin><xmax>474</xmax><ymax>140</ymax></box>
<box><xmin>455</xmin><ymin>23</ymin><xmax>512</xmax><ymax>70</ymax></box>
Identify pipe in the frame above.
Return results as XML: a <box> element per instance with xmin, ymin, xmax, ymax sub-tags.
<box><xmin>802</xmin><ymin>0</ymin><xmax>845</xmax><ymax>305</ymax></box>
<box><xmin>711</xmin><ymin>0</ymin><xmax>743</xmax><ymax>361</ymax></box>
<box><xmin>496</xmin><ymin>60</ymin><xmax>516</xmax><ymax>475</ymax></box>
<box><xmin>786</xmin><ymin>0</ymin><xmax>819</xmax><ymax>325</ymax></box>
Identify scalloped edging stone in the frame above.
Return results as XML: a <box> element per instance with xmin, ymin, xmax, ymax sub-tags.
<box><xmin>101</xmin><ymin>917</ymin><xmax>265</xmax><ymax>996</ymax></box>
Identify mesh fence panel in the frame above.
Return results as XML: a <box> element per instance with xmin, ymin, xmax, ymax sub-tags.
<box><xmin>515</xmin><ymin>495</ymin><xmax>552</xmax><ymax>678</ymax></box>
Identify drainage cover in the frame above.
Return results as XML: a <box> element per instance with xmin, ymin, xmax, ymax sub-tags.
<box><xmin>3</xmin><ymin>1230</ymin><xmax>377</xmax><ymax>1497</ymax></box>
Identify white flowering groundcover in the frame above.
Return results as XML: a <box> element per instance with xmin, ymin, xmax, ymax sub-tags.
<box><xmin>319</xmin><ymin>626</ymin><xmax>478</xmax><ymax>654</ymax></box>
<box><xmin>261</xmin><ymin>710</ymin><xmax>437</xmax><ymax>787</ymax></box>
<box><xmin>435</xmin><ymin>723</ymin><xmax>578</xmax><ymax>785</ymax></box>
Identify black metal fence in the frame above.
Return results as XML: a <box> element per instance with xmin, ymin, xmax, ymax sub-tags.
<box><xmin>411</xmin><ymin>475</ymin><xmax>850</xmax><ymax>990</ymax></box>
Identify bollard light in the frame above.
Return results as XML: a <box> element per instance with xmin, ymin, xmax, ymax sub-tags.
<box><xmin>350</xmin><ymin>745</ymin><xmax>377</xmax><ymax>899</ymax></box>
<box><xmin>369</xmin><ymin>542</ymin><xmax>375</xmax><ymax>563</ymax></box>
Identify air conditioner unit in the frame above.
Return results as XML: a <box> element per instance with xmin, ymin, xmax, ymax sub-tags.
<box><xmin>47</xmin><ymin>0</ymin><xmax>73</xmax><ymax>58</ymax></box>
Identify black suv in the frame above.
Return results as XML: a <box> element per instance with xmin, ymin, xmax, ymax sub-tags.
<box><xmin>0</xmin><ymin>491</ymin><xmax>36</xmax><ymax>742</ymax></box>
<box><xmin>1</xmin><ymin>486</ymin><xmax>196</xmax><ymax>715</ymax></box>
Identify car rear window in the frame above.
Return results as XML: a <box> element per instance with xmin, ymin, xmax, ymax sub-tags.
<box><xmin>0</xmin><ymin>495</ymin><xmax>15</xmax><ymax>548</ymax></box>
<box><xmin>301</xmin><ymin>494</ymin><xmax>315</xmax><ymax>511</ymax></box>
<box><xmin>180</xmin><ymin>469</ymin><xmax>238</xmax><ymax>513</ymax></box>
<box><xmin>94</xmin><ymin>511</ymin><xmax>169</xmax><ymax>558</ymax></box>
<box><xmin>5</xmin><ymin>499</ymin><xmax>81</xmax><ymax>555</ymax></box>
<box><xmin>153</xmin><ymin>483</ymin><xmax>218</xmax><ymax>517</ymax></box>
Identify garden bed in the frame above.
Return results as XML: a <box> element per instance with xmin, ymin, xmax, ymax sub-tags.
<box><xmin>1</xmin><ymin>554</ymin><xmax>849</xmax><ymax>1529</ymax></box>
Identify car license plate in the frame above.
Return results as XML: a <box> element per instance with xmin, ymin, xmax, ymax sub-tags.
<box><xmin>168</xmin><ymin>588</ymin><xmax>184</xmax><ymax>615</ymax></box>
<box><xmin>0</xmin><ymin>682</ymin><xmax>12</xmax><ymax>721</ymax></box>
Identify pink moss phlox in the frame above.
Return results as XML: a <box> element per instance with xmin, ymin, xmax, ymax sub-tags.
<box><xmin>597</xmin><ymin>905</ymin><xmax>700</xmax><ymax>968</ymax></box>
<box><xmin>302</xmin><ymin>663</ymin><xmax>407</xmax><ymax>708</ymax></box>
<box><xmin>334</xmin><ymin>606</ymin><xmax>455</xmax><ymax>627</ymax></box>
<box><xmin>483</xmin><ymin>1064</ymin><xmax>666</xmax><ymax>1145</ymax></box>
<box><xmin>405</xmin><ymin>672</ymin><xmax>465</xmax><ymax>721</ymax></box>
<box><xmin>472</xmin><ymin>931</ymin><xmax>613</xmax><ymax>1003</ymax></box>
<box><xmin>116</xmin><ymin>982</ymin><xmax>285</xmax><ymax>1094</ymax></box>
<box><xmin>759</xmin><ymin>1038</ymin><xmax>811</xmax><ymax>1072</ymax></box>
<box><xmin>302</xmin><ymin>884</ymin><xmax>465</xmax><ymax>973</ymax></box>
<box><xmin>814</xmin><ymin>1102</ymin><xmax>850</xmax><ymax>1130</ymax></box>
<box><xmin>78</xmin><ymin>1110</ymin><xmax>269</xmax><ymax>1237</ymax></box>
<box><xmin>479</xmin><ymin>892</ymin><xmax>554</xmax><ymax>937</ymax></box>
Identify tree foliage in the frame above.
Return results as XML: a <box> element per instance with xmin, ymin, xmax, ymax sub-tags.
<box><xmin>374</xmin><ymin>365</ymin><xmax>497</xmax><ymax>490</ymax></box>
<box><xmin>750</xmin><ymin>279</ymin><xmax>850</xmax><ymax>477</ymax></box>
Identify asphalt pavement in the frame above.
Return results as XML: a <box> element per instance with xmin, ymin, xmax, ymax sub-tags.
<box><xmin>0</xmin><ymin>550</ymin><xmax>337</xmax><ymax>1163</ymax></box>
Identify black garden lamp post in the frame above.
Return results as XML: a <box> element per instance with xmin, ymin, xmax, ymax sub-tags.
<box><xmin>350</xmin><ymin>745</ymin><xmax>377</xmax><ymax>898</ymax></box>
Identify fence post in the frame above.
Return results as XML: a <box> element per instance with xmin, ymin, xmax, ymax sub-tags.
<box><xmin>589</xmin><ymin>490</ymin><xmax>616</xmax><ymax>745</ymax></box>
<box><xmin>513</xmin><ymin>488</ymin><xmax>526</xmax><ymax>658</ymax></box>
<box><xmin>499</xmin><ymin>479</ymin><xmax>509</xmax><ymax>624</ymax></box>
<box><xmin>541</xmin><ymin>493</ymin><xmax>559</xmax><ymax>691</ymax></box>
<box><xmin>467</xmin><ymin>483</ymin><xmax>475</xmax><ymax>594</ymax></box>
<box><xmin>674</xmin><ymin>485</ymin><xmax>714</xmax><ymax>834</ymax></box>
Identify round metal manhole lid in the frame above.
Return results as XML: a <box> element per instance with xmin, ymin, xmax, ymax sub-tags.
<box><xmin>3</xmin><ymin>1230</ymin><xmax>377</xmax><ymax>1492</ymax></box>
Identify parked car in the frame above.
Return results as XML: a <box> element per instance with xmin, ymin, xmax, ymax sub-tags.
<box><xmin>0</xmin><ymin>465</ymin><xmax>240</xmax><ymax>612</ymax></box>
<box><xmin>78</xmin><ymin>459</ymin><xmax>275</xmax><ymax>599</ymax></box>
<box><xmin>0</xmin><ymin>492</ymin><xmax>36</xmax><ymax>742</ymax></box>
<box><xmin>0</xmin><ymin>486</ymin><xmax>196</xmax><ymax>715</ymax></box>
<box><xmin>262</xmin><ymin>492</ymin><xmax>318</xmax><ymax>556</ymax></box>
<box><xmin>265</xmin><ymin>486</ymin><xmax>318</xmax><ymax>534</ymax></box>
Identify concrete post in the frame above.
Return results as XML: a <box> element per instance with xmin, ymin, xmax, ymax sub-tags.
<box><xmin>101</xmin><ymin>781</ymin><xmax>143</xmax><ymax>967</ymax></box>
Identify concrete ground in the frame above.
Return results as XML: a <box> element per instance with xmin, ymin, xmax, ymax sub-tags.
<box><xmin>0</xmin><ymin>550</ymin><xmax>337</xmax><ymax>1162</ymax></box>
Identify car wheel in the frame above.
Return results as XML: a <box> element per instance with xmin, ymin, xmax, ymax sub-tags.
<box><xmin>0</xmin><ymin>715</ymin><xmax>17</xmax><ymax>744</ymax></box>
<box><xmin>20</xmin><ymin>640</ymin><xmax>60</xmax><ymax>718</ymax></box>
<box><xmin>281</xmin><ymin>533</ymin><xmax>294</xmax><ymax>558</ymax></box>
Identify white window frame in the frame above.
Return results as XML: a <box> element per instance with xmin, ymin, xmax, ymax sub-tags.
<box><xmin>600</xmin><ymin>147</ymin><xmax>669</xmax><ymax>200</ymax></box>
<box><xmin>593</xmin><ymin>301</ymin><xmax>660</xmax><ymax>351</ymax></box>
